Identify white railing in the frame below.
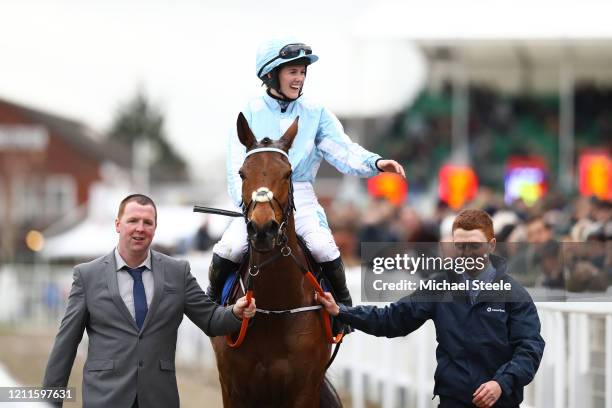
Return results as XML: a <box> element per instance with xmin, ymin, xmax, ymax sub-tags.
<box><xmin>535</xmin><ymin>303</ymin><xmax>612</xmax><ymax>408</ymax></box>
<box><xmin>1</xmin><ymin>259</ymin><xmax>611</xmax><ymax>408</ymax></box>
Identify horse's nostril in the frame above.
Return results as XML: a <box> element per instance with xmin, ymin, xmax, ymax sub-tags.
<box><xmin>246</xmin><ymin>220</ymin><xmax>279</xmax><ymax>245</ymax></box>
<box><xmin>266</xmin><ymin>220</ymin><xmax>279</xmax><ymax>236</ymax></box>
<box><xmin>246</xmin><ymin>221</ymin><xmax>256</xmax><ymax>237</ymax></box>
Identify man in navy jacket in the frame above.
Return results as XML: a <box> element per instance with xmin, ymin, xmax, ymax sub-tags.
<box><xmin>318</xmin><ymin>209</ymin><xmax>544</xmax><ymax>408</ymax></box>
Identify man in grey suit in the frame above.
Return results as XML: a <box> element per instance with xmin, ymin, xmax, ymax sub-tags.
<box><xmin>43</xmin><ymin>194</ymin><xmax>256</xmax><ymax>408</ymax></box>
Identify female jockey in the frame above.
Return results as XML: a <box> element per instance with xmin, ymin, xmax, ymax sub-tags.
<box><xmin>207</xmin><ymin>36</ymin><xmax>405</xmax><ymax>308</ymax></box>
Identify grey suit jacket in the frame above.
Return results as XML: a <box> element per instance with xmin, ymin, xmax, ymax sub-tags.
<box><xmin>43</xmin><ymin>250</ymin><xmax>240</xmax><ymax>408</ymax></box>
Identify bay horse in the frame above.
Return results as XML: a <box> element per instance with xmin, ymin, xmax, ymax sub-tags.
<box><xmin>211</xmin><ymin>113</ymin><xmax>342</xmax><ymax>408</ymax></box>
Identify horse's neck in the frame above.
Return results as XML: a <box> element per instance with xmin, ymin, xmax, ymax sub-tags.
<box><xmin>249</xmin><ymin>216</ymin><xmax>307</xmax><ymax>309</ymax></box>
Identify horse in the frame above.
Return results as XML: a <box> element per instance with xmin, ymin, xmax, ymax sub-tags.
<box><xmin>211</xmin><ymin>113</ymin><xmax>343</xmax><ymax>408</ymax></box>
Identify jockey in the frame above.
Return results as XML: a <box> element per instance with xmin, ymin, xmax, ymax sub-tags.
<box><xmin>207</xmin><ymin>36</ymin><xmax>405</xmax><ymax>308</ymax></box>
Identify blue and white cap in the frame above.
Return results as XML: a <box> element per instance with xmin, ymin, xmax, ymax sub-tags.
<box><xmin>255</xmin><ymin>36</ymin><xmax>319</xmax><ymax>80</ymax></box>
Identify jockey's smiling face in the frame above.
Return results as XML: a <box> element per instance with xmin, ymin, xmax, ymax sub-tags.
<box><xmin>273</xmin><ymin>64</ymin><xmax>307</xmax><ymax>100</ymax></box>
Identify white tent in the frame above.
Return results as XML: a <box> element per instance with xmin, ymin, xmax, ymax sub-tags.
<box><xmin>41</xmin><ymin>205</ymin><xmax>206</xmax><ymax>260</ymax></box>
<box><xmin>40</xmin><ymin>183</ymin><xmax>233</xmax><ymax>260</ymax></box>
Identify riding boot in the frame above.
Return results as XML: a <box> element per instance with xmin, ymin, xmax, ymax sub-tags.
<box><xmin>319</xmin><ymin>257</ymin><xmax>352</xmax><ymax>307</ymax></box>
<box><xmin>206</xmin><ymin>253</ymin><xmax>240</xmax><ymax>304</ymax></box>
<box><xmin>319</xmin><ymin>257</ymin><xmax>353</xmax><ymax>336</ymax></box>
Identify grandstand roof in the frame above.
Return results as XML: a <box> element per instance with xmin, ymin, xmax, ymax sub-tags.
<box><xmin>353</xmin><ymin>0</ymin><xmax>612</xmax><ymax>91</ymax></box>
<box><xmin>354</xmin><ymin>0</ymin><xmax>612</xmax><ymax>41</ymax></box>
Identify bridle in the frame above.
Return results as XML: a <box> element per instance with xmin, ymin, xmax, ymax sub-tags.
<box><xmin>240</xmin><ymin>147</ymin><xmax>295</xmax><ymax>255</ymax></box>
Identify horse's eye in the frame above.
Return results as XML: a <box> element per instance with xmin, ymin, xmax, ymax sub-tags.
<box><xmin>239</xmin><ymin>171</ymin><xmax>245</xmax><ymax>180</ymax></box>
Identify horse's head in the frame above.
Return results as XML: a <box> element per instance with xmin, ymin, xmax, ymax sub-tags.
<box><xmin>237</xmin><ymin>113</ymin><xmax>298</xmax><ymax>252</ymax></box>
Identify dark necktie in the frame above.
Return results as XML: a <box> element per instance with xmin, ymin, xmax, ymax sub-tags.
<box><xmin>124</xmin><ymin>266</ymin><xmax>148</xmax><ymax>329</ymax></box>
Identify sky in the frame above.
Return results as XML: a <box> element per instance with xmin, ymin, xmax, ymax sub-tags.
<box><xmin>2</xmin><ymin>0</ymin><xmax>610</xmax><ymax>182</ymax></box>
<box><xmin>0</xmin><ymin>0</ymin><xmax>426</xmax><ymax>181</ymax></box>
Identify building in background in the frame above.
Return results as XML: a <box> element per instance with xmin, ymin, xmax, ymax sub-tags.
<box><xmin>0</xmin><ymin>97</ymin><xmax>129</xmax><ymax>261</ymax></box>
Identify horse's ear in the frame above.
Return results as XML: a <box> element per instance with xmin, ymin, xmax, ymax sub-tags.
<box><xmin>237</xmin><ymin>113</ymin><xmax>256</xmax><ymax>150</ymax></box>
<box><xmin>279</xmin><ymin>116</ymin><xmax>299</xmax><ymax>152</ymax></box>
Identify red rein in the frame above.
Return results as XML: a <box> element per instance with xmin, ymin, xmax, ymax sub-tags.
<box><xmin>225</xmin><ymin>272</ymin><xmax>344</xmax><ymax>348</ymax></box>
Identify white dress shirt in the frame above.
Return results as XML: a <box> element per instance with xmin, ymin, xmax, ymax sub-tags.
<box><xmin>114</xmin><ymin>248</ymin><xmax>154</xmax><ymax>319</ymax></box>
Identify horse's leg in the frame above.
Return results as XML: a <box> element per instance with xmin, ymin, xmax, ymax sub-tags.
<box><xmin>215</xmin><ymin>371</ymin><xmax>232</xmax><ymax>408</ymax></box>
<box><xmin>220</xmin><ymin>389</ymin><xmax>232</xmax><ymax>408</ymax></box>
<box><xmin>214</xmin><ymin>353</ymin><xmax>251</xmax><ymax>408</ymax></box>
<box><xmin>219</xmin><ymin>377</ymin><xmax>250</xmax><ymax>408</ymax></box>
<box><xmin>212</xmin><ymin>340</ymin><xmax>237</xmax><ymax>408</ymax></box>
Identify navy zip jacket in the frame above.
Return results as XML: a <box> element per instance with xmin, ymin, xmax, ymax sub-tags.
<box><xmin>337</xmin><ymin>255</ymin><xmax>545</xmax><ymax>407</ymax></box>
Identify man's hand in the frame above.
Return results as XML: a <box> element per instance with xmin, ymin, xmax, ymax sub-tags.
<box><xmin>232</xmin><ymin>296</ymin><xmax>256</xmax><ymax>319</ymax></box>
<box><xmin>472</xmin><ymin>380</ymin><xmax>502</xmax><ymax>408</ymax></box>
<box><xmin>376</xmin><ymin>159</ymin><xmax>406</xmax><ymax>178</ymax></box>
<box><xmin>315</xmin><ymin>292</ymin><xmax>340</xmax><ymax>316</ymax></box>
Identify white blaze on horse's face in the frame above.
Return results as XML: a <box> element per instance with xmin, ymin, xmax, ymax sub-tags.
<box><xmin>252</xmin><ymin>187</ymin><xmax>274</xmax><ymax>203</ymax></box>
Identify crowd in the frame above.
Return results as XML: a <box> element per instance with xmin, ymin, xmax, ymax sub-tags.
<box><xmin>326</xmin><ymin>191</ymin><xmax>611</xmax><ymax>293</ymax></box>
<box><xmin>380</xmin><ymin>84</ymin><xmax>612</xmax><ymax>191</ymax></box>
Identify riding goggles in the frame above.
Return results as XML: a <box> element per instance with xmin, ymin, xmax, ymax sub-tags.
<box><xmin>257</xmin><ymin>43</ymin><xmax>312</xmax><ymax>78</ymax></box>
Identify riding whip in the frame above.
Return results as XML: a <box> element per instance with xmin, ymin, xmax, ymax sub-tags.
<box><xmin>193</xmin><ymin>205</ymin><xmax>243</xmax><ymax>217</ymax></box>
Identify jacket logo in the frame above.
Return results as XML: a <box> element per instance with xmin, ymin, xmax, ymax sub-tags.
<box><xmin>487</xmin><ymin>307</ymin><xmax>505</xmax><ymax>313</ymax></box>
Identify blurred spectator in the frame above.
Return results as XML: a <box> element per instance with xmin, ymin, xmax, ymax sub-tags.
<box><xmin>497</xmin><ymin>224</ymin><xmax>517</xmax><ymax>243</ymax></box>
<box><xmin>586</xmin><ymin>227</ymin><xmax>607</xmax><ymax>268</ymax></box>
<box><xmin>396</xmin><ymin>207</ymin><xmax>421</xmax><ymax>241</ymax></box>
<box><xmin>605</xmin><ymin>222</ymin><xmax>612</xmax><ymax>278</ymax></box>
<box><xmin>533</xmin><ymin>241</ymin><xmax>565</xmax><ymax>289</ymax></box>
<box><xmin>439</xmin><ymin>214</ymin><xmax>456</xmax><ymax>242</ymax></box>
<box><xmin>328</xmin><ymin>202</ymin><xmax>361</xmax><ymax>264</ymax></box>
<box><xmin>433</xmin><ymin>199</ymin><xmax>454</xmax><ymax>226</ymax></box>
<box><xmin>507</xmin><ymin>214</ymin><xmax>554</xmax><ymax>286</ymax></box>
<box><xmin>358</xmin><ymin>198</ymin><xmax>400</xmax><ymax>247</ymax></box>
<box><xmin>592</xmin><ymin>198</ymin><xmax>612</xmax><ymax>224</ymax></box>
<box><xmin>566</xmin><ymin>260</ymin><xmax>608</xmax><ymax>293</ymax></box>
<box><xmin>195</xmin><ymin>220</ymin><xmax>215</xmax><ymax>251</ymax></box>
<box><xmin>43</xmin><ymin>282</ymin><xmax>62</xmax><ymax>318</ymax></box>
<box><xmin>526</xmin><ymin>215</ymin><xmax>553</xmax><ymax>244</ymax></box>
<box><xmin>493</xmin><ymin>210</ymin><xmax>519</xmax><ymax>242</ymax></box>
<box><xmin>397</xmin><ymin>207</ymin><xmax>439</xmax><ymax>242</ymax></box>
<box><xmin>573</xmin><ymin>196</ymin><xmax>593</xmax><ymax>221</ymax></box>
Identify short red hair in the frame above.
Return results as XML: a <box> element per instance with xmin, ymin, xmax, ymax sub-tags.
<box><xmin>452</xmin><ymin>209</ymin><xmax>494</xmax><ymax>241</ymax></box>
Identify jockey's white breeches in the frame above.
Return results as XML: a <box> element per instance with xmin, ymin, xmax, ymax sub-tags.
<box><xmin>213</xmin><ymin>182</ymin><xmax>340</xmax><ymax>263</ymax></box>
